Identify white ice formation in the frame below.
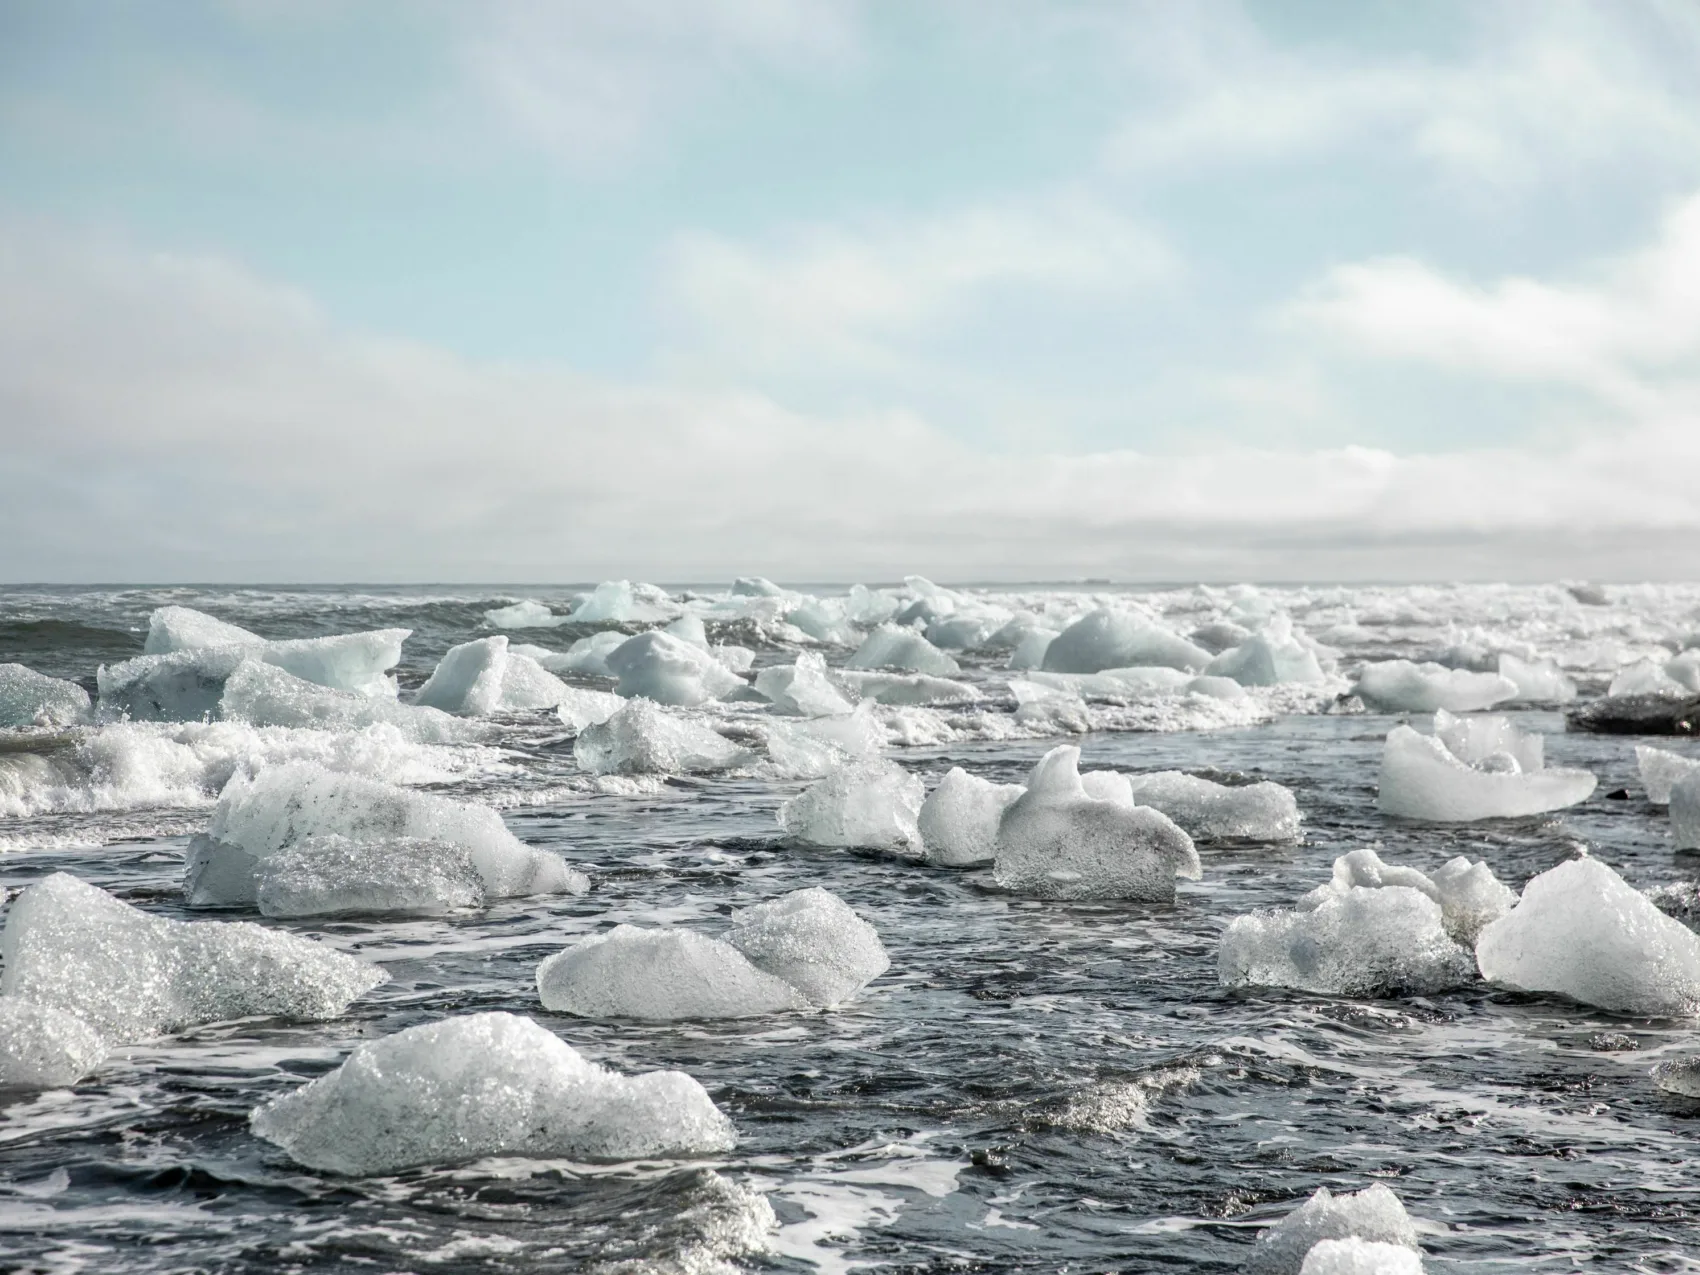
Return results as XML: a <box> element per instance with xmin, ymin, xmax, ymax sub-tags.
<box><xmin>605</xmin><ymin>632</ymin><xmax>746</xmax><ymax>707</ymax></box>
<box><xmin>568</xmin><ymin>580</ymin><xmax>677</xmax><ymax>624</ymax></box>
<box><xmin>1497</xmin><ymin>653</ymin><xmax>1577</xmax><ymax>703</ymax></box>
<box><xmin>1673</xmin><ymin>774</ymin><xmax>1700</xmax><ymax>850</ymax></box>
<box><xmin>573</xmin><ymin>699</ymin><xmax>748</xmax><ymax>776</ymax></box>
<box><xmin>1476</xmin><ymin>856</ymin><xmax>1700</xmax><ymax>1016</ymax></box>
<box><xmin>0</xmin><ymin>664</ymin><xmax>90</xmax><ymax>728</ymax></box>
<box><xmin>1637</xmin><ymin>745</ymin><xmax>1700</xmax><ymax>805</ymax></box>
<box><xmin>250</xmin><ymin>1012</ymin><xmax>734</xmax><ymax>1174</ymax></box>
<box><xmin>0</xmin><ymin>998</ymin><xmax>109</xmax><ymax>1088</ymax></box>
<box><xmin>1042</xmin><ymin>610</ymin><xmax>1211</xmax><ymax>675</ymax></box>
<box><xmin>413</xmin><ymin>636</ymin><xmax>572</xmax><ymax>716</ymax></box>
<box><xmin>992</xmin><ymin>746</ymin><xmax>1200</xmax><ymax>901</ymax></box>
<box><xmin>1298</xmin><ymin>1238</ymin><xmax>1424</xmax><ymax>1275</ymax></box>
<box><xmin>1354</xmin><ymin>660</ymin><xmax>1517</xmax><ymax>713</ymax></box>
<box><xmin>541</xmin><ymin>631</ymin><xmax>628</xmax><ymax>678</ymax></box>
<box><xmin>917</xmin><ymin>767</ymin><xmax>1025</xmax><ymax>867</ymax></box>
<box><xmin>754</xmin><ymin>652</ymin><xmax>854</xmax><ymax>716</ymax></box>
<box><xmin>220</xmin><ymin>660</ymin><xmax>477</xmax><ymax>743</ymax></box>
<box><xmin>1</xmin><ymin>873</ymin><xmax>386</xmax><ymax>1041</ymax></box>
<box><xmin>253</xmin><ymin>835</ymin><xmax>486</xmax><ymax>918</ymax></box>
<box><xmin>1246</xmin><ymin>1184</ymin><xmax>1420</xmax><ymax>1275</ymax></box>
<box><xmin>722</xmin><ymin>887</ymin><xmax>890</xmax><ymax>1007</ymax></box>
<box><xmin>1203</xmin><ymin>617</ymin><xmax>1327</xmax><ymax>686</ymax></box>
<box><xmin>144</xmin><ymin>606</ymin><xmax>408</xmax><ymax>697</ymax></box>
<box><xmin>1119</xmin><ymin>771</ymin><xmax>1301</xmax><ymax>842</ymax></box>
<box><xmin>779</xmin><ymin>760</ymin><xmax>924</xmax><ymax>851</ymax></box>
<box><xmin>836</xmin><ymin>671</ymin><xmax>976</xmax><ymax>706</ymax></box>
<box><xmin>1376</xmin><ymin>713</ymin><xmax>1595</xmax><ymax>821</ymax></box>
<box><xmin>538</xmin><ymin>926</ymin><xmax>809</xmax><ymax>1019</ymax></box>
<box><xmin>483</xmin><ymin>599</ymin><xmax>566</xmax><ymax>629</ymax></box>
<box><xmin>845</xmin><ymin>626</ymin><xmax>961</xmax><ymax>676</ymax></box>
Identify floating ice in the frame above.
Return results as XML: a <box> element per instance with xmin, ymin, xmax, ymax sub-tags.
<box><xmin>573</xmin><ymin>699</ymin><xmax>748</xmax><ymax>776</ymax></box>
<box><xmin>1476</xmin><ymin>856</ymin><xmax>1700</xmax><ymax>1016</ymax></box>
<box><xmin>0</xmin><ymin>664</ymin><xmax>90</xmax><ymax>728</ymax></box>
<box><xmin>0</xmin><ymin>998</ymin><xmax>108</xmax><ymax>1088</ymax></box>
<box><xmin>1293</xmin><ymin>848</ymin><xmax>1514</xmax><ymax>946</ymax></box>
<box><xmin>837</xmin><ymin>670</ymin><xmax>977</xmax><ymax>706</ymax></box>
<box><xmin>145</xmin><ymin>606</ymin><xmax>263</xmax><ymax>653</ymax></box>
<box><xmin>414</xmin><ymin>637</ymin><xmax>506</xmax><ymax>715</ymax></box>
<box><xmin>192</xmin><ymin>762</ymin><xmax>585</xmax><ymax>905</ymax></box>
<box><xmin>605</xmin><ymin>632</ymin><xmax>746</xmax><ymax>707</ymax></box>
<box><xmin>1120</xmin><ymin>771</ymin><xmax>1301</xmax><ymax>842</ymax></box>
<box><xmin>755</xmin><ymin>652</ymin><xmax>854</xmax><ymax>716</ymax></box>
<box><xmin>1638</xmin><ymin>745</ymin><xmax>1700</xmax><ymax>804</ymax></box>
<box><xmin>538</xmin><ymin>926</ymin><xmax>808</xmax><ymax>1020</ymax></box>
<box><xmin>253</xmin><ymin>835</ymin><xmax>486</xmax><ymax>918</ymax></box>
<box><xmin>1354</xmin><ymin>660</ymin><xmax>1516</xmax><ymax>713</ymax></box>
<box><xmin>483</xmin><ymin>600</ymin><xmax>566</xmax><ymax>629</ymax></box>
<box><xmin>250</xmin><ymin>1012</ymin><xmax>734</xmax><ymax>1174</ymax></box>
<box><xmin>785</xmin><ymin>599</ymin><xmax>859</xmax><ymax>646</ymax></box>
<box><xmin>1007</xmin><ymin>626</ymin><xmax>1060</xmax><ymax>671</ymax></box>
<box><xmin>1609</xmin><ymin>657</ymin><xmax>1699</xmax><ymax>699</ymax></box>
<box><xmin>759</xmin><ymin>705</ymin><xmax>887</xmax><ymax>777</ymax></box>
<box><xmin>238</xmin><ymin>632</ymin><xmax>409</xmax><ymax>698</ymax></box>
<box><xmin>1189</xmin><ymin>621</ymin><xmax>1252</xmax><ymax>654</ymax></box>
<box><xmin>925</xmin><ymin>614</ymin><xmax>997</xmax><ymax>651</ymax></box>
<box><xmin>992</xmin><ymin>746</ymin><xmax>1200</xmax><ymax>901</ymax></box>
<box><xmin>554</xmin><ymin>685</ymin><xmax>626</xmax><ymax>731</ymax></box>
<box><xmin>98</xmin><ymin>648</ymin><xmax>247</xmax><ymax>722</ymax></box>
<box><xmin>845</xmin><ymin>625</ymin><xmax>961</xmax><ymax>676</ymax></box>
<box><xmin>1246</xmin><ymin>1185</ymin><xmax>1420</xmax><ymax>1275</ymax></box>
<box><xmin>1</xmin><ymin>873</ymin><xmax>386</xmax><ymax>1041</ymax></box>
<box><xmin>732</xmin><ymin>576</ymin><xmax>784</xmax><ymax>597</ymax></box>
<box><xmin>1651</xmin><ymin>1057</ymin><xmax>1700</xmax><ymax>1098</ymax></box>
<box><xmin>917</xmin><ymin>767</ymin><xmax>1025</xmax><ymax>867</ymax></box>
<box><xmin>1376</xmin><ymin>720</ymin><xmax>1595</xmax><ymax>821</ymax></box>
<box><xmin>221</xmin><ymin>661</ymin><xmax>477</xmax><ymax>743</ymax></box>
<box><xmin>1298</xmin><ymin>1238</ymin><xmax>1424</xmax><ymax>1275</ymax></box>
<box><xmin>779</xmin><ymin>759</ymin><xmax>923</xmax><ymax>851</ymax></box>
<box><xmin>1498</xmin><ymin>653</ymin><xmax>1577</xmax><ymax>703</ymax></box>
<box><xmin>1042</xmin><ymin>610</ymin><xmax>1211</xmax><ymax>675</ymax></box>
<box><xmin>1204</xmin><ymin>617</ymin><xmax>1327</xmax><ymax>686</ymax></box>
<box><xmin>539</xmin><ymin>631</ymin><xmax>628</xmax><ymax>678</ymax></box>
<box><xmin>725</xmin><ymin>887</ymin><xmax>890</xmax><ymax>1006</ymax></box>
<box><xmin>569</xmin><ymin>580</ymin><xmax>677</xmax><ymax>624</ymax></box>
<box><xmin>1431</xmin><ymin>708</ymin><xmax>1543</xmax><ymax>771</ymax></box>
<box><xmin>1672</xmin><ymin>774</ymin><xmax>1700</xmax><ymax>850</ymax></box>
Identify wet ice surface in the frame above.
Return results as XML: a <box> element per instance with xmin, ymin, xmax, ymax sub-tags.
<box><xmin>0</xmin><ymin>585</ymin><xmax>1699</xmax><ymax>1271</ymax></box>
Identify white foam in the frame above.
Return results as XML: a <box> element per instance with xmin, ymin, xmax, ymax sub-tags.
<box><xmin>917</xmin><ymin>767</ymin><xmax>1025</xmax><ymax>867</ymax></box>
<box><xmin>573</xmin><ymin>699</ymin><xmax>749</xmax><ymax>776</ymax></box>
<box><xmin>0</xmin><ymin>664</ymin><xmax>90</xmax><ymax>728</ymax></box>
<box><xmin>1376</xmin><ymin>721</ymin><xmax>1595</xmax><ymax>821</ymax></box>
<box><xmin>0</xmin><ymin>998</ymin><xmax>108</xmax><ymax>1089</ymax></box>
<box><xmin>1247</xmin><ymin>1185</ymin><xmax>1420</xmax><ymax>1275</ymax></box>
<box><xmin>779</xmin><ymin>760</ymin><xmax>924</xmax><ymax>851</ymax></box>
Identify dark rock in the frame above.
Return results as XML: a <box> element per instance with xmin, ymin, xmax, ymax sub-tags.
<box><xmin>1566</xmin><ymin>694</ymin><xmax>1700</xmax><ymax>735</ymax></box>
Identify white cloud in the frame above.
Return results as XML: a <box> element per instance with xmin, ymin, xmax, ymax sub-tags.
<box><xmin>4</xmin><ymin>225</ymin><xmax>1700</xmax><ymax>582</ymax></box>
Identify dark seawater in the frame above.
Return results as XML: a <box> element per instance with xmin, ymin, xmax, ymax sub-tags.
<box><xmin>0</xmin><ymin>583</ymin><xmax>1698</xmax><ymax>1273</ymax></box>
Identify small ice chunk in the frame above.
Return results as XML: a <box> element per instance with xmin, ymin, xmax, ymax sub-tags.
<box><xmin>785</xmin><ymin>600</ymin><xmax>858</xmax><ymax>646</ymax></box>
<box><xmin>573</xmin><ymin>699</ymin><xmax>748</xmax><ymax>775</ymax></box>
<box><xmin>1299</xmin><ymin>849</ymin><xmax>1513</xmax><ymax>946</ymax></box>
<box><xmin>1672</xmin><ymin>773</ymin><xmax>1700</xmax><ymax>849</ymax></box>
<box><xmin>837</xmin><ymin>670</ymin><xmax>977</xmax><ymax>706</ymax></box>
<box><xmin>97</xmin><ymin>648</ymin><xmax>247</xmax><ymax>722</ymax></box>
<box><xmin>1121</xmin><ymin>771</ymin><xmax>1301</xmax><ymax>842</ymax></box>
<box><xmin>1007</xmin><ymin>627</ymin><xmax>1060</xmax><ymax>671</ymax></box>
<box><xmin>1652</xmin><ymin>1057</ymin><xmax>1700</xmax><ymax>1098</ymax></box>
<box><xmin>725</xmin><ymin>887</ymin><xmax>889</xmax><ymax>1006</ymax></box>
<box><xmin>1042</xmin><ymin>610</ymin><xmax>1211</xmax><ymax>675</ymax></box>
<box><xmin>1609</xmin><ymin>658</ymin><xmax>1691</xmax><ymax>699</ymax></box>
<box><xmin>664</xmin><ymin>614</ymin><xmax>710</xmax><ymax>647</ymax></box>
<box><xmin>538</xmin><ymin>926</ymin><xmax>807</xmax><ymax>1019</ymax></box>
<box><xmin>0</xmin><ymin>664</ymin><xmax>90</xmax><ymax>728</ymax></box>
<box><xmin>555</xmin><ymin>685</ymin><xmax>626</xmax><ymax>731</ymax></box>
<box><xmin>0</xmin><ymin>998</ymin><xmax>108</xmax><ymax>1088</ymax></box>
<box><xmin>1476</xmin><ymin>856</ymin><xmax>1700</xmax><ymax>1016</ymax></box>
<box><xmin>1204</xmin><ymin>618</ymin><xmax>1326</xmax><ymax>686</ymax></box>
<box><xmin>1189</xmin><ymin>621</ymin><xmax>1252</xmax><ymax>654</ymax></box>
<box><xmin>220</xmin><ymin>661</ymin><xmax>476</xmax><ymax>743</ymax></box>
<box><xmin>1432</xmin><ymin>708</ymin><xmax>1543</xmax><ymax>772</ymax></box>
<box><xmin>145</xmin><ymin>606</ymin><xmax>263</xmax><ymax>653</ymax></box>
<box><xmin>605</xmin><ymin>632</ymin><xmax>746</xmax><ymax>707</ymax></box>
<box><xmin>483</xmin><ymin>599</ymin><xmax>566</xmax><ymax>629</ymax></box>
<box><xmin>1354</xmin><ymin>660</ymin><xmax>1516</xmax><ymax>713</ymax></box>
<box><xmin>1186</xmin><ymin>675</ymin><xmax>1248</xmax><ymax>701</ymax></box>
<box><xmin>1376</xmin><ymin>724</ymin><xmax>1594</xmax><ymax>821</ymax></box>
<box><xmin>196</xmin><ymin>762</ymin><xmax>585</xmax><ymax>904</ymax></box>
<box><xmin>845</xmin><ymin>625</ymin><xmax>961</xmax><ymax>676</ymax></box>
<box><xmin>1</xmin><ymin>873</ymin><xmax>386</xmax><ymax>1041</ymax></box>
<box><xmin>1637</xmin><ymin>745</ymin><xmax>1700</xmax><ymax>805</ymax></box>
<box><xmin>414</xmin><ymin>637</ymin><xmax>508</xmax><ymax>715</ymax></box>
<box><xmin>917</xmin><ymin>767</ymin><xmax>1025</xmax><ymax>867</ymax></box>
<box><xmin>254</xmin><ymin>835</ymin><xmax>486</xmax><ymax>918</ymax></box>
<box><xmin>992</xmin><ymin>746</ymin><xmax>1200</xmax><ymax>901</ymax></box>
<box><xmin>1498</xmin><ymin>653</ymin><xmax>1576</xmax><ymax>704</ymax></box>
<box><xmin>539</xmin><ymin>631</ymin><xmax>628</xmax><ymax>678</ymax></box>
<box><xmin>250</xmin><ymin>1012</ymin><xmax>734</xmax><ymax>1174</ymax></box>
<box><xmin>569</xmin><ymin>580</ymin><xmax>677</xmax><ymax>624</ymax></box>
<box><xmin>732</xmin><ymin>576</ymin><xmax>785</xmax><ymax>597</ymax></box>
<box><xmin>779</xmin><ymin>759</ymin><xmax>923</xmax><ymax>851</ymax></box>
<box><xmin>1247</xmin><ymin>1185</ymin><xmax>1420</xmax><ymax>1275</ymax></box>
<box><xmin>495</xmin><ymin>651</ymin><xmax>571</xmax><ymax>710</ymax></box>
<box><xmin>1299</xmin><ymin>1238</ymin><xmax>1424</xmax><ymax>1275</ymax></box>
<box><xmin>925</xmin><ymin>614</ymin><xmax>995</xmax><ymax>651</ymax></box>
<box><xmin>1009</xmin><ymin>679</ymin><xmax>1093</xmax><ymax>733</ymax></box>
<box><xmin>755</xmin><ymin>652</ymin><xmax>854</xmax><ymax>717</ymax></box>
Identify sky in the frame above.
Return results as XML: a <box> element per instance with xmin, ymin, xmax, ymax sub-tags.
<box><xmin>3</xmin><ymin>0</ymin><xmax>1700</xmax><ymax>583</ymax></box>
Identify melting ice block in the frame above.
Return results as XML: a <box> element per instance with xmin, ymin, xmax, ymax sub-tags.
<box><xmin>573</xmin><ymin>699</ymin><xmax>748</xmax><ymax>776</ymax></box>
<box><xmin>1376</xmin><ymin>721</ymin><xmax>1594</xmax><ymax>821</ymax></box>
<box><xmin>1007</xmin><ymin>627</ymin><xmax>1060</xmax><ymax>671</ymax></box>
<box><xmin>844</xmin><ymin>625</ymin><xmax>961</xmax><ymax>676</ymax></box>
<box><xmin>785</xmin><ymin>599</ymin><xmax>859</xmax><ymax>646</ymax></box>
<box><xmin>98</xmin><ymin>648</ymin><xmax>247</xmax><ymax>722</ymax></box>
<box><xmin>917</xmin><ymin>767</ymin><xmax>1025</xmax><ymax>867</ymax></box>
<box><xmin>192</xmin><ymin>762</ymin><xmax>585</xmax><ymax>906</ymax></box>
<box><xmin>1497</xmin><ymin>653</ymin><xmax>1577</xmax><ymax>704</ymax></box>
<box><xmin>569</xmin><ymin>580</ymin><xmax>678</xmax><ymax>624</ymax></box>
<box><xmin>1042</xmin><ymin>610</ymin><xmax>1211</xmax><ymax>675</ymax></box>
<box><xmin>1673</xmin><ymin>774</ymin><xmax>1700</xmax><ymax>850</ymax></box>
<box><xmin>0</xmin><ymin>664</ymin><xmax>90</xmax><ymax>728</ymax></box>
<box><xmin>754</xmin><ymin>652</ymin><xmax>854</xmax><ymax>717</ymax></box>
<box><xmin>250</xmin><ymin>1012</ymin><xmax>733</xmax><ymax>1174</ymax></box>
<box><xmin>779</xmin><ymin>760</ymin><xmax>924</xmax><ymax>851</ymax></box>
<box><xmin>1247</xmin><ymin>1184</ymin><xmax>1420</xmax><ymax>1275</ymax></box>
<box><xmin>145</xmin><ymin>606</ymin><xmax>263</xmax><ymax>653</ymax></box>
<box><xmin>220</xmin><ymin>660</ymin><xmax>477</xmax><ymax>743</ymax></box>
<box><xmin>1476</xmin><ymin>856</ymin><xmax>1700</xmax><ymax>1015</ymax></box>
<box><xmin>724</xmin><ymin>887</ymin><xmax>889</xmax><ymax>1007</ymax></box>
<box><xmin>0</xmin><ymin>998</ymin><xmax>108</xmax><ymax>1088</ymax></box>
<box><xmin>1639</xmin><ymin>745</ymin><xmax>1700</xmax><ymax>805</ymax></box>
<box><xmin>1120</xmin><ymin>771</ymin><xmax>1300</xmax><ymax>842</ymax></box>
<box><xmin>254</xmin><ymin>835</ymin><xmax>486</xmax><ymax>918</ymax></box>
<box><xmin>538</xmin><ymin>926</ymin><xmax>808</xmax><ymax>1019</ymax></box>
<box><xmin>484</xmin><ymin>599</ymin><xmax>566</xmax><ymax>628</ymax></box>
<box><xmin>1203</xmin><ymin>617</ymin><xmax>1327</xmax><ymax>686</ymax></box>
<box><xmin>1354</xmin><ymin>660</ymin><xmax>1516</xmax><ymax>713</ymax></box>
<box><xmin>836</xmin><ymin>670</ymin><xmax>976</xmax><ymax>706</ymax></box>
<box><xmin>414</xmin><ymin>636</ymin><xmax>572</xmax><ymax>715</ymax></box>
<box><xmin>541</xmin><ymin>631</ymin><xmax>628</xmax><ymax>678</ymax></box>
<box><xmin>1</xmin><ymin>873</ymin><xmax>386</xmax><ymax>1041</ymax></box>
<box><xmin>1298</xmin><ymin>1238</ymin><xmax>1424</xmax><ymax>1275</ymax></box>
<box><xmin>992</xmin><ymin>746</ymin><xmax>1200</xmax><ymax>901</ymax></box>
<box><xmin>605</xmin><ymin>632</ymin><xmax>746</xmax><ymax>707</ymax></box>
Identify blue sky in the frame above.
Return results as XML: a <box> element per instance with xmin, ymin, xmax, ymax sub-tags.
<box><xmin>3</xmin><ymin>1</ymin><xmax>1700</xmax><ymax>580</ymax></box>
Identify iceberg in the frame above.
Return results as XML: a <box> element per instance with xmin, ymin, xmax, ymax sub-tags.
<box><xmin>1498</xmin><ymin>653</ymin><xmax>1577</xmax><ymax>704</ymax></box>
<box><xmin>1298</xmin><ymin>1238</ymin><xmax>1423</xmax><ymax>1275</ymax></box>
<box><xmin>1476</xmin><ymin>856</ymin><xmax>1700</xmax><ymax>1016</ymax></box>
<box><xmin>1376</xmin><ymin>720</ymin><xmax>1595</xmax><ymax>821</ymax></box>
<box><xmin>1042</xmin><ymin>610</ymin><xmax>1211</xmax><ymax>675</ymax></box>
<box><xmin>483</xmin><ymin>599</ymin><xmax>566</xmax><ymax>629</ymax></box>
<box><xmin>1120</xmin><ymin>771</ymin><xmax>1301</xmax><ymax>842</ymax></box>
<box><xmin>250</xmin><ymin>1012</ymin><xmax>733</xmax><ymax>1175</ymax></box>
<box><xmin>1354</xmin><ymin>660</ymin><xmax>1516</xmax><ymax>713</ymax></box>
<box><xmin>220</xmin><ymin>660</ymin><xmax>477</xmax><ymax>743</ymax></box>
<box><xmin>844</xmin><ymin>625</ymin><xmax>961</xmax><ymax>676</ymax></box>
<box><xmin>253</xmin><ymin>835</ymin><xmax>486</xmax><ymax>918</ymax></box>
<box><xmin>605</xmin><ymin>632</ymin><xmax>746</xmax><ymax>707</ymax></box>
<box><xmin>992</xmin><ymin>746</ymin><xmax>1200</xmax><ymax>901</ymax></box>
<box><xmin>1637</xmin><ymin>745</ymin><xmax>1700</xmax><ymax>804</ymax></box>
<box><xmin>917</xmin><ymin>767</ymin><xmax>1025</xmax><ymax>867</ymax></box>
<box><xmin>573</xmin><ymin>699</ymin><xmax>749</xmax><ymax>776</ymax></box>
<box><xmin>779</xmin><ymin>759</ymin><xmax>924</xmax><ymax>851</ymax></box>
<box><xmin>754</xmin><ymin>652</ymin><xmax>854</xmax><ymax>717</ymax></box>
<box><xmin>1188</xmin><ymin>621</ymin><xmax>1252</xmax><ymax>654</ymax></box>
<box><xmin>1246</xmin><ymin>1185</ymin><xmax>1420</xmax><ymax>1275</ymax></box>
<box><xmin>1</xmin><ymin>873</ymin><xmax>386</xmax><ymax>1041</ymax></box>
<box><xmin>0</xmin><ymin>998</ymin><xmax>108</xmax><ymax>1088</ymax></box>
<box><xmin>724</xmin><ymin>887</ymin><xmax>889</xmax><ymax>1007</ymax></box>
<box><xmin>0</xmin><ymin>663</ymin><xmax>90</xmax><ymax>728</ymax></box>
<box><xmin>538</xmin><ymin>925</ymin><xmax>808</xmax><ymax>1020</ymax></box>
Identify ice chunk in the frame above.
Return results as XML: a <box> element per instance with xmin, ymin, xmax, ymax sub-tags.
<box><xmin>917</xmin><ymin>767</ymin><xmax>1025</xmax><ymax>867</ymax></box>
<box><xmin>1299</xmin><ymin>1238</ymin><xmax>1424</xmax><ymax>1275</ymax></box>
<box><xmin>1671</xmin><ymin>774</ymin><xmax>1700</xmax><ymax>850</ymax></box>
<box><xmin>1301</xmin><ymin>849</ymin><xmax>1514</xmax><ymax>947</ymax></box>
<box><xmin>261</xmin><ymin>631</ymin><xmax>410</xmax><ymax>698</ymax></box>
<box><xmin>1651</xmin><ymin>1058</ymin><xmax>1700</xmax><ymax>1098</ymax></box>
<box><xmin>554</xmin><ymin>685</ymin><xmax>626</xmax><ymax>731</ymax></box>
<box><xmin>496</xmin><ymin>650</ymin><xmax>572</xmax><ymax>710</ymax></box>
<box><xmin>759</xmin><ymin>705</ymin><xmax>887</xmax><ymax>777</ymax></box>
<box><xmin>1186</xmin><ymin>674</ymin><xmax>1248</xmax><ymax>700</ymax></box>
<box><xmin>779</xmin><ymin>759</ymin><xmax>923</xmax><ymax>851</ymax></box>
<box><xmin>992</xmin><ymin>746</ymin><xmax>1200</xmax><ymax>901</ymax></box>
<box><xmin>414</xmin><ymin>637</ymin><xmax>507</xmax><ymax>715</ymax></box>
<box><xmin>1376</xmin><ymin>723</ymin><xmax>1595</xmax><ymax>821</ymax></box>
<box><xmin>1189</xmin><ymin>621</ymin><xmax>1252</xmax><ymax>654</ymax></box>
<box><xmin>250</xmin><ymin>1012</ymin><xmax>734</xmax><ymax>1174</ymax></box>
<box><xmin>253</xmin><ymin>835</ymin><xmax>485</xmax><ymax>918</ymax></box>
<box><xmin>1498</xmin><ymin>653</ymin><xmax>1576</xmax><ymax>704</ymax></box>
<box><xmin>1007</xmin><ymin>627</ymin><xmax>1060</xmax><ymax>671</ymax></box>
<box><xmin>925</xmin><ymin>614</ymin><xmax>996</xmax><ymax>651</ymax></box>
<box><xmin>538</xmin><ymin>926</ymin><xmax>807</xmax><ymax>1020</ymax></box>
<box><xmin>1639</xmin><ymin>744</ymin><xmax>1700</xmax><ymax>805</ymax></box>
<box><xmin>1009</xmin><ymin>678</ymin><xmax>1093</xmax><ymax>733</ymax></box>
<box><xmin>573</xmin><ymin>699</ymin><xmax>748</xmax><ymax>775</ymax></box>
<box><xmin>220</xmin><ymin>660</ymin><xmax>477</xmax><ymax>743</ymax></box>
<box><xmin>1247</xmin><ymin>1185</ymin><xmax>1419</xmax><ymax>1275</ymax></box>
<box><xmin>732</xmin><ymin>576</ymin><xmax>785</xmax><ymax>597</ymax></box>
<box><xmin>1121</xmin><ymin>771</ymin><xmax>1301</xmax><ymax>842</ymax></box>
<box><xmin>98</xmin><ymin>648</ymin><xmax>247</xmax><ymax>722</ymax></box>
<box><xmin>785</xmin><ymin>599</ymin><xmax>859</xmax><ymax>646</ymax></box>
<box><xmin>483</xmin><ymin>599</ymin><xmax>566</xmax><ymax>628</ymax></box>
<box><xmin>1</xmin><ymin>873</ymin><xmax>386</xmax><ymax>1041</ymax></box>
<box><xmin>837</xmin><ymin>670</ymin><xmax>976</xmax><ymax>706</ymax></box>
<box><xmin>845</xmin><ymin>625</ymin><xmax>961</xmax><ymax>676</ymax></box>
<box><xmin>845</xmin><ymin>584</ymin><xmax>902</xmax><ymax>626</ymax></box>
<box><xmin>195</xmin><ymin>762</ymin><xmax>585</xmax><ymax>905</ymax></box>
<box><xmin>145</xmin><ymin>605</ymin><xmax>263</xmax><ymax>653</ymax></box>
<box><xmin>1042</xmin><ymin>610</ymin><xmax>1211</xmax><ymax>675</ymax></box>
<box><xmin>1354</xmin><ymin>660</ymin><xmax>1516</xmax><ymax>713</ymax></box>
<box><xmin>0</xmin><ymin>998</ymin><xmax>108</xmax><ymax>1088</ymax></box>
<box><xmin>755</xmin><ymin>652</ymin><xmax>854</xmax><ymax>717</ymax></box>
<box><xmin>664</xmin><ymin>614</ymin><xmax>710</xmax><ymax>646</ymax></box>
<box><xmin>0</xmin><ymin>664</ymin><xmax>90</xmax><ymax>728</ymax></box>
<box><xmin>1476</xmin><ymin>856</ymin><xmax>1700</xmax><ymax>1016</ymax></box>
<box><xmin>539</xmin><ymin>630</ymin><xmax>628</xmax><ymax>678</ymax></box>
<box><xmin>1609</xmin><ymin>658</ymin><xmax>1692</xmax><ymax>699</ymax></box>
<box><xmin>1204</xmin><ymin>617</ymin><xmax>1326</xmax><ymax>686</ymax></box>
<box><xmin>725</xmin><ymin>887</ymin><xmax>889</xmax><ymax>1006</ymax></box>
<box><xmin>1431</xmin><ymin>708</ymin><xmax>1543</xmax><ymax>772</ymax></box>
<box><xmin>605</xmin><ymin>632</ymin><xmax>745</xmax><ymax>706</ymax></box>
<box><xmin>568</xmin><ymin>580</ymin><xmax>677</xmax><ymax>624</ymax></box>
